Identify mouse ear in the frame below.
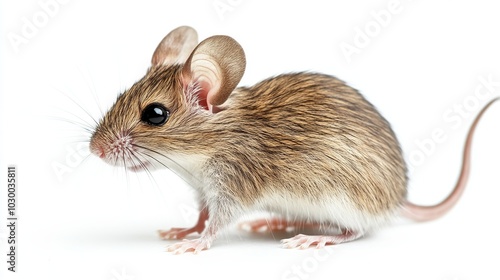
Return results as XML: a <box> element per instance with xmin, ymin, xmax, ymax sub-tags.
<box><xmin>151</xmin><ymin>26</ymin><xmax>198</xmax><ymax>66</ymax></box>
<box><xmin>181</xmin><ymin>35</ymin><xmax>246</xmax><ymax>112</ymax></box>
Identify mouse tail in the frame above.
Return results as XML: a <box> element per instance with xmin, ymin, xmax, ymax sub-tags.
<box><xmin>402</xmin><ymin>97</ymin><xmax>499</xmax><ymax>222</ymax></box>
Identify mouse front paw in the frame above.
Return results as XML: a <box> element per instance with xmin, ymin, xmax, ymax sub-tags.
<box><xmin>158</xmin><ymin>227</ymin><xmax>201</xmax><ymax>240</ymax></box>
<box><xmin>166</xmin><ymin>238</ymin><xmax>212</xmax><ymax>254</ymax></box>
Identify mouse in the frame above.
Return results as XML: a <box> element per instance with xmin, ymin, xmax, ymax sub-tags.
<box><xmin>88</xmin><ymin>26</ymin><xmax>499</xmax><ymax>254</ymax></box>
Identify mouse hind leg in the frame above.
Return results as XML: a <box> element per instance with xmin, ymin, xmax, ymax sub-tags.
<box><xmin>281</xmin><ymin>229</ymin><xmax>363</xmax><ymax>249</ymax></box>
<box><xmin>239</xmin><ymin>217</ymin><xmax>321</xmax><ymax>233</ymax></box>
<box><xmin>240</xmin><ymin>216</ymin><xmax>364</xmax><ymax>248</ymax></box>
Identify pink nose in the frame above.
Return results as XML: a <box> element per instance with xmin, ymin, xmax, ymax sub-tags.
<box><xmin>97</xmin><ymin>148</ymin><xmax>106</xmax><ymax>159</ymax></box>
<box><xmin>90</xmin><ymin>141</ymin><xmax>106</xmax><ymax>159</ymax></box>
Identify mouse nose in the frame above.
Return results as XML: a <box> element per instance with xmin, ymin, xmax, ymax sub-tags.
<box><xmin>96</xmin><ymin>147</ymin><xmax>106</xmax><ymax>159</ymax></box>
<box><xmin>89</xmin><ymin>137</ymin><xmax>106</xmax><ymax>159</ymax></box>
<box><xmin>90</xmin><ymin>144</ymin><xmax>106</xmax><ymax>159</ymax></box>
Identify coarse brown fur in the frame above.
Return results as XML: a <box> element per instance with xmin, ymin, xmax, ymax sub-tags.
<box><xmin>92</xmin><ymin>64</ymin><xmax>408</xmax><ymax>216</ymax></box>
<box><xmin>89</xmin><ymin>26</ymin><xmax>500</xmax><ymax>253</ymax></box>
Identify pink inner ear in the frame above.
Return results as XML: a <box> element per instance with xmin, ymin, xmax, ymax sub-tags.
<box><xmin>183</xmin><ymin>74</ymin><xmax>225</xmax><ymax>113</ymax></box>
<box><xmin>197</xmin><ymin>82</ymin><xmax>209</xmax><ymax>111</ymax></box>
<box><xmin>198</xmin><ymin>79</ymin><xmax>226</xmax><ymax>113</ymax></box>
<box><xmin>183</xmin><ymin>77</ymin><xmax>211</xmax><ymax>111</ymax></box>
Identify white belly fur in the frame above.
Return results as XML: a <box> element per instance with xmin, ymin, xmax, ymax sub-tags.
<box><xmin>254</xmin><ymin>191</ymin><xmax>397</xmax><ymax>234</ymax></box>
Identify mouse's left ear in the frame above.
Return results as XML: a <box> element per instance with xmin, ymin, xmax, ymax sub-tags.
<box><xmin>151</xmin><ymin>26</ymin><xmax>198</xmax><ymax>66</ymax></box>
<box><xmin>181</xmin><ymin>35</ymin><xmax>246</xmax><ymax>113</ymax></box>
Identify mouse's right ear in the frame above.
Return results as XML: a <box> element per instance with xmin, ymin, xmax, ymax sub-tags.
<box><xmin>151</xmin><ymin>26</ymin><xmax>198</xmax><ymax>66</ymax></box>
<box><xmin>181</xmin><ymin>35</ymin><xmax>246</xmax><ymax>113</ymax></box>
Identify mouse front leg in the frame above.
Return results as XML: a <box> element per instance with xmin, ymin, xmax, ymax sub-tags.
<box><xmin>166</xmin><ymin>194</ymin><xmax>238</xmax><ymax>254</ymax></box>
<box><xmin>158</xmin><ymin>205</ymin><xmax>209</xmax><ymax>240</ymax></box>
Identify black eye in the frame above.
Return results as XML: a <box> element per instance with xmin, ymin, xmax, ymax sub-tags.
<box><xmin>141</xmin><ymin>103</ymin><xmax>170</xmax><ymax>126</ymax></box>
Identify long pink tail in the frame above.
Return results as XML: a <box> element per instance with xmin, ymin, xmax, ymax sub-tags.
<box><xmin>403</xmin><ymin>97</ymin><xmax>499</xmax><ymax>222</ymax></box>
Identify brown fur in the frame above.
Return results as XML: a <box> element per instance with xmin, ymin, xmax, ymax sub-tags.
<box><xmin>92</xmin><ymin>65</ymin><xmax>407</xmax><ymax>215</ymax></box>
<box><xmin>208</xmin><ymin>72</ymin><xmax>407</xmax><ymax>214</ymax></box>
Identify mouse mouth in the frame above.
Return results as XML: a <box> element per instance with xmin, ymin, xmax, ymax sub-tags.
<box><xmin>127</xmin><ymin>161</ymin><xmax>152</xmax><ymax>172</ymax></box>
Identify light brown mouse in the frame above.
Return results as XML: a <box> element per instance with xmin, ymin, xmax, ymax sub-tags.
<box><xmin>89</xmin><ymin>26</ymin><xmax>499</xmax><ymax>254</ymax></box>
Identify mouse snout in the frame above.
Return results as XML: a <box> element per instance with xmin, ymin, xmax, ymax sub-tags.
<box><xmin>89</xmin><ymin>131</ymin><xmax>146</xmax><ymax>171</ymax></box>
<box><xmin>89</xmin><ymin>132</ymin><xmax>133</xmax><ymax>161</ymax></box>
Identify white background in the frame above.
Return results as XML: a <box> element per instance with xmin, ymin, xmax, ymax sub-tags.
<box><xmin>1</xmin><ymin>0</ymin><xmax>500</xmax><ymax>280</ymax></box>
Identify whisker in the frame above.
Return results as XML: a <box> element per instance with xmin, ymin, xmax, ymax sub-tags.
<box><xmin>52</xmin><ymin>137</ymin><xmax>91</xmax><ymax>146</ymax></box>
<box><xmin>53</xmin><ymin>87</ymin><xmax>100</xmax><ymax>127</ymax></box>
<box><xmin>121</xmin><ymin>150</ymin><xmax>132</xmax><ymax>192</ymax></box>
<box><xmin>125</xmin><ymin>149</ymin><xmax>145</xmax><ymax>191</ymax></box>
<box><xmin>141</xmin><ymin>151</ymin><xmax>202</xmax><ymax>189</ymax></box>
<box><xmin>74</xmin><ymin>143</ymin><xmax>91</xmax><ymax>154</ymax></box>
<box><xmin>126</xmin><ymin>148</ymin><xmax>146</xmax><ymax>176</ymax></box>
<box><xmin>131</xmin><ymin>144</ymin><xmax>193</xmax><ymax>175</ymax></box>
<box><xmin>47</xmin><ymin>116</ymin><xmax>95</xmax><ymax>134</ymax></box>
<box><xmin>78</xmin><ymin>153</ymin><xmax>94</xmax><ymax>168</ymax></box>
<box><xmin>49</xmin><ymin>104</ymin><xmax>97</xmax><ymax>128</ymax></box>
<box><xmin>132</xmin><ymin>143</ymin><xmax>203</xmax><ymax>185</ymax></box>
<box><xmin>77</xmin><ymin>66</ymin><xmax>106</xmax><ymax>118</ymax></box>
<box><xmin>128</xmin><ymin>148</ymin><xmax>162</xmax><ymax>193</ymax></box>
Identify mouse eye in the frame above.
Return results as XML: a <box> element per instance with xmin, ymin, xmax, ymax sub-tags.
<box><xmin>141</xmin><ymin>103</ymin><xmax>170</xmax><ymax>126</ymax></box>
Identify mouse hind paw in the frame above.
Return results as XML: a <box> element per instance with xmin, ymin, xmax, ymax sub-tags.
<box><xmin>281</xmin><ymin>230</ymin><xmax>362</xmax><ymax>249</ymax></box>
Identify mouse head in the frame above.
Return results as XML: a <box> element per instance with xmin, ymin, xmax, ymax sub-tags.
<box><xmin>89</xmin><ymin>26</ymin><xmax>246</xmax><ymax>171</ymax></box>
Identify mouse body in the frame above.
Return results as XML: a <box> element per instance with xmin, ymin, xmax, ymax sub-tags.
<box><xmin>89</xmin><ymin>26</ymin><xmax>498</xmax><ymax>254</ymax></box>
